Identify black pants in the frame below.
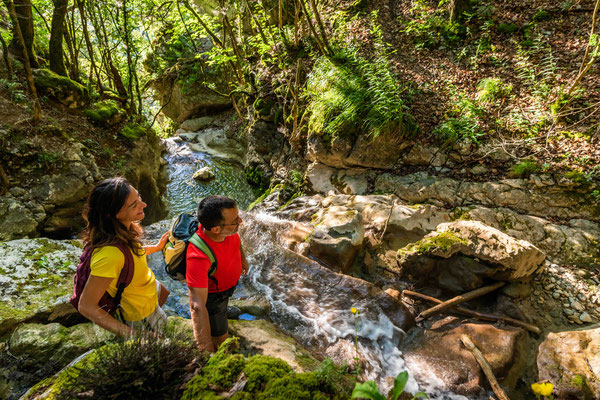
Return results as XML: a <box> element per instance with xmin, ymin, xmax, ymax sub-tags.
<box><xmin>205</xmin><ymin>285</ymin><xmax>236</xmax><ymax>336</ymax></box>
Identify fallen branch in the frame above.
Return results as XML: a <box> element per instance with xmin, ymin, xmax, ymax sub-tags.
<box><xmin>460</xmin><ymin>334</ymin><xmax>510</xmax><ymax>400</ymax></box>
<box><xmin>403</xmin><ymin>290</ymin><xmax>541</xmax><ymax>334</ymax></box>
<box><xmin>415</xmin><ymin>282</ymin><xmax>506</xmax><ymax>323</ymax></box>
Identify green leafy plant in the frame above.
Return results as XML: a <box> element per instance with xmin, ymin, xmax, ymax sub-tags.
<box><xmin>511</xmin><ymin>160</ymin><xmax>540</xmax><ymax>178</ymax></box>
<box><xmin>476</xmin><ymin>78</ymin><xmax>513</xmax><ymax>103</ymax></box>
<box><xmin>434</xmin><ymin>90</ymin><xmax>485</xmax><ymax>144</ymax></box>
<box><xmin>351</xmin><ymin>371</ymin><xmax>428</xmax><ymax>400</ymax></box>
<box><xmin>402</xmin><ymin>0</ymin><xmax>465</xmax><ymax>49</ymax></box>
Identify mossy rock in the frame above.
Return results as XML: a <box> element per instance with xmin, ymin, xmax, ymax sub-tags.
<box><xmin>398</xmin><ymin>231</ymin><xmax>468</xmax><ymax>256</ymax></box>
<box><xmin>119</xmin><ymin>122</ymin><xmax>147</xmax><ymax>140</ymax></box>
<box><xmin>84</xmin><ymin>100</ymin><xmax>123</xmax><ymax>126</ymax></box>
<box><xmin>33</xmin><ymin>69</ymin><xmax>90</xmax><ymax>108</ymax></box>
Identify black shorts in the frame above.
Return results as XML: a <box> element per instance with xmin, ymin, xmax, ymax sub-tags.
<box><xmin>205</xmin><ymin>285</ymin><xmax>236</xmax><ymax>337</ymax></box>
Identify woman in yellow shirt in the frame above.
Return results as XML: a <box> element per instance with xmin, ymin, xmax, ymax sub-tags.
<box><xmin>78</xmin><ymin>177</ymin><xmax>170</xmax><ymax>336</ymax></box>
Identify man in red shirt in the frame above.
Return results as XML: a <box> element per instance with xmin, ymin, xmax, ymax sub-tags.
<box><xmin>186</xmin><ymin>195</ymin><xmax>249</xmax><ymax>352</ymax></box>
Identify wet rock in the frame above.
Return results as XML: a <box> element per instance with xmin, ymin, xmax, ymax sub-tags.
<box><xmin>580</xmin><ymin>312</ymin><xmax>593</xmax><ymax>323</ymax></box>
<box><xmin>192</xmin><ymin>166</ymin><xmax>215</xmax><ymax>182</ymax></box>
<box><xmin>537</xmin><ymin>325</ymin><xmax>600</xmax><ymax>399</ymax></box>
<box><xmin>403</xmin><ymin>322</ymin><xmax>529</xmax><ymax>397</ymax></box>
<box><xmin>308</xmin><ymin>205</ymin><xmax>364</xmax><ymax>272</ymax></box>
<box><xmin>398</xmin><ymin>220</ymin><xmax>545</xmax><ymax>283</ymax></box>
<box><xmin>187</xmin><ymin>127</ymin><xmax>246</xmax><ymax>163</ymax></box>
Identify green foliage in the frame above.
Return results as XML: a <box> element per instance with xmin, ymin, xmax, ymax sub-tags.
<box><xmin>244</xmin><ymin>355</ymin><xmax>293</xmax><ymax>393</ymax></box>
<box><xmin>245</xmin><ymin>166</ymin><xmax>270</xmax><ymax>196</ymax></box>
<box><xmin>305</xmin><ymin>44</ymin><xmax>411</xmax><ymax>143</ymax></box>
<box><xmin>434</xmin><ymin>90</ymin><xmax>485</xmax><ymax>144</ymax></box>
<box><xmin>119</xmin><ymin>122</ymin><xmax>147</xmax><ymax>140</ymax></box>
<box><xmin>511</xmin><ymin>160</ymin><xmax>540</xmax><ymax>178</ymax></box>
<box><xmin>0</xmin><ymin>79</ymin><xmax>27</xmax><ymax>103</ymax></box>
<box><xmin>351</xmin><ymin>371</ymin><xmax>428</xmax><ymax>400</ymax></box>
<box><xmin>532</xmin><ymin>9</ymin><xmax>551</xmax><ymax>22</ymax></box>
<box><xmin>476</xmin><ymin>78</ymin><xmax>512</xmax><ymax>103</ymax></box>
<box><xmin>55</xmin><ymin>329</ymin><xmax>200</xmax><ymax>399</ymax></box>
<box><xmin>402</xmin><ymin>0</ymin><xmax>465</xmax><ymax>49</ymax></box>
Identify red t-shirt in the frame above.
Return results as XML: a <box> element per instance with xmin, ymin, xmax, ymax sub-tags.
<box><xmin>186</xmin><ymin>225</ymin><xmax>242</xmax><ymax>293</ymax></box>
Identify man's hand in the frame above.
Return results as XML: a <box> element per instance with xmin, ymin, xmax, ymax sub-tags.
<box><xmin>188</xmin><ymin>286</ymin><xmax>214</xmax><ymax>352</ymax></box>
<box><xmin>240</xmin><ymin>244</ymin><xmax>249</xmax><ymax>275</ymax></box>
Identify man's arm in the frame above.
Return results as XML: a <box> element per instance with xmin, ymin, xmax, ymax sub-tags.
<box><xmin>188</xmin><ymin>286</ymin><xmax>214</xmax><ymax>352</ymax></box>
<box><xmin>240</xmin><ymin>244</ymin><xmax>249</xmax><ymax>275</ymax></box>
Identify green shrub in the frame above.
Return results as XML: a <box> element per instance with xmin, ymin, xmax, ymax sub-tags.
<box><xmin>305</xmin><ymin>45</ymin><xmax>412</xmax><ymax>143</ymax></box>
<box><xmin>476</xmin><ymin>78</ymin><xmax>513</xmax><ymax>103</ymax></box>
<box><xmin>56</xmin><ymin>330</ymin><xmax>200</xmax><ymax>399</ymax></box>
<box><xmin>510</xmin><ymin>160</ymin><xmax>540</xmax><ymax>178</ymax></box>
<box><xmin>402</xmin><ymin>0</ymin><xmax>465</xmax><ymax>49</ymax></box>
<box><xmin>434</xmin><ymin>94</ymin><xmax>485</xmax><ymax>144</ymax></box>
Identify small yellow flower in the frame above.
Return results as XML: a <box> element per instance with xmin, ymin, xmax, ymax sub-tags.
<box><xmin>531</xmin><ymin>382</ymin><xmax>553</xmax><ymax>397</ymax></box>
<box><xmin>351</xmin><ymin>307</ymin><xmax>357</xmax><ymax>315</ymax></box>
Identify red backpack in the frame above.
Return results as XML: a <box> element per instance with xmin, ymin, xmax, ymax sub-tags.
<box><xmin>69</xmin><ymin>242</ymin><xmax>134</xmax><ymax>318</ymax></box>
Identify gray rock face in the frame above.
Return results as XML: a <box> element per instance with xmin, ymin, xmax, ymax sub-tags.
<box><xmin>0</xmin><ymin>238</ymin><xmax>82</xmax><ymax>335</ymax></box>
<box><xmin>307</xmin><ymin>131</ymin><xmax>412</xmax><ymax>169</ymax></box>
<box><xmin>180</xmin><ymin>116</ymin><xmax>214</xmax><ymax>132</ymax></box>
<box><xmin>398</xmin><ymin>220</ymin><xmax>546</xmax><ymax>284</ymax></box>
<box><xmin>152</xmin><ymin>72</ymin><xmax>231</xmax><ymax>124</ymax></box>
<box><xmin>375</xmin><ymin>172</ymin><xmax>599</xmax><ymax>220</ymax></box>
<box><xmin>179</xmin><ymin>127</ymin><xmax>246</xmax><ymax>163</ymax></box>
<box><xmin>537</xmin><ymin>325</ymin><xmax>600</xmax><ymax>399</ymax></box>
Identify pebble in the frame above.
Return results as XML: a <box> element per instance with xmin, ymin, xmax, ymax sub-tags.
<box><xmin>563</xmin><ymin>309</ymin><xmax>574</xmax><ymax>316</ymax></box>
<box><xmin>545</xmin><ymin>284</ymin><xmax>555</xmax><ymax>290</ymax></box>
<box><xmin>580</xmin><ymin>312</ymin><xmax>593</xmax><ymax>323</ymax></box>
<box><xmin>578</xmin><ymin>293</ymin><xmax>587</xmax><ymax>302</ymax></box>
<box><xmin>552</xmin><ymin>292</ymin><xmax>560</xmax><ymax>299</ymax></box>
<box><xmin>571</xmin><ymin>301</ymin><xmax>585</xmax><ymax>312</ymax></box>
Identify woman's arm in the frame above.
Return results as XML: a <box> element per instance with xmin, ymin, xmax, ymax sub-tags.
<box><xmin>79</xmin><ymin>275</ymin><xmax>135</xmax><ymax>337</ymax></box>
<box><xmin>144</xmin><ymin>231</ymin><xmax>170</xmax><ymax>255</ymax></box>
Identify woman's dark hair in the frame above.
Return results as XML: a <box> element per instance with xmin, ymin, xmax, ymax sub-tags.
<box><xmin>197</xmin><ymin>195</ymin><xmax>237</xmax><ymax>229</ymax></box>
<box><xmin>81</xmin><ymin>177</ymin><xmax>144</xmax><ymax>255</ymax></box>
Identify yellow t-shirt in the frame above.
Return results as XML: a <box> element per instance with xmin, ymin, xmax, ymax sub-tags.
<box><xmin>90</xmin><ymin>246</ymin><xmax>157</xmax><ymax>321</ymax></box>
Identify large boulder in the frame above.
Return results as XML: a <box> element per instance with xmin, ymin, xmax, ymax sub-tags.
<box><xmin>403</xmin><ymin>321</ymin><xmax>529</xmax><ymax>397</ymax></box>
<box><xmin>33</xmin><ymin>69</ymin><xmax>89</xmax><ymax>108</ymax></box>
<box><xmin>397</xmin><ymin>220</ymin><xmax>546</xmax><ymax>286</ymax></box>
<box><xmin>8</xmin><ymin>322</ymin><xmax>112</xmax><ymax>369</ymax></box>
<box><xmin>308</xmin><ymin>205</ymin><xmax>364</xmax><ymax>272</ymax></box>
<box><xmin>151</xmin><ymin>70</ymin><xmax>231</xmax><ymax>124</ymax></box>
<box><xmin>537</xmin><ymin>325</ymin><xmax>600</xmax><ymax>399</ymax></box>
<box><xmin>179</xmin><ymin>127</ymin><xmax>246</xmax><ymax>163</ymax></box>
<box><xmin>0</xmin><ymin>238</ymin><xmax>82</xmax><ymax>336</ymax></box>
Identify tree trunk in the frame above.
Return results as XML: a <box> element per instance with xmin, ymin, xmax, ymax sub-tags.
<box><xmin>448</xmin><ymin>0</ymin><xmax>471</xmax><ymax>22</ymax></box>
<box><xmin>0</xmin><ymin>33</ymin><xmax>14</xmax><ymax>78</ymax></box>
<box><xmin>77</xmin><ymin>0</ymin><xmax>102</xmax><ymax>93</ymax></box>
<box><xmin>122</xmin><ymin>0</ymin><xmax>136</xmax><ymax>115</ymax></box>
<box><xmin>5</xmin><ymin>0</ymin><xmax>38</xmax><ymax>67</ymax></box>
<box><xmin>49</xmin><ymin>0</ymin><xmax>68</xmax><ymax>76</ymax></box>
<box><xmin>5</xmin><ymin>0</ymin><xmax>41</xmax><ymax>122</ymax></box>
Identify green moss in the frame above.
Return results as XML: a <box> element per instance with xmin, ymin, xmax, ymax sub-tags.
<box><xmin>571</xmin><ymin>374</ymin><xmax>585</xmax><ymax>387</ymax></box>
<box><xmin>34</xmin><ymin>69</ymin><xmax>88</xmax><ymax>98</ymax></box>
<box><xmin>450</xmin><ymin>207</ymin><xmax>473</xmax><ymax>221</ymax></box>
<box><xmin>244</xmin><ymin>355</ymin><xmax>292</xmax><ymax>393</ymax></box>
<box><xmin>399</xmin><ymin>231</ymin><xmax>468</xmax><ymax>255</ymax></box>
<box><xmin>564</xmin><ymin>169</ymin><xmax>588</xmax><ymax>184</ymax></box>
<box><xmin>510</xmin><ymin>160</ymin><xmax>540</xmax><ymax>178</ymax></box>
<box><xmin>119</xmin><ymin>123</ymin><xmax>147</xmax><ymax>140</ymax></box>
<box><xmin>85</xmin><ymin>101</ymin><xmax>121</xmax><ymax>125</ymax></box>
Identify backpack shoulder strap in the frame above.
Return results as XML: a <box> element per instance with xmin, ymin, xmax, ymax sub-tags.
<box><xmin>112</xmin><ymin>242</ymin><xmax>136</xmax><ymax>309</ymax></box>
<box><xmin>189</xmin><ymin>233</ymin><xmax>219</xmax><ymax>291</ymax></box>
<box><xmin>189</xmin><ymin>234</ymin><xmax>217</xmax><ymax>270</ymax></box>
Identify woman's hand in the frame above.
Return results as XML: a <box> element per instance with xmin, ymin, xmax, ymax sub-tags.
<box><xmin>144</xmin><ymin>231</ymin><xmax>171</xmax><ymax>255</ymax></box>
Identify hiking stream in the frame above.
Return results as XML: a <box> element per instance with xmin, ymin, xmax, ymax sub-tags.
<box><xmin>147</xmin><ymin>132</ymin><xmax>470</xmax><ymax>399</ymax></box>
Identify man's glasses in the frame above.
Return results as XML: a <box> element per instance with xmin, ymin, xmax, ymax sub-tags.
<box><xmin>220</xmin><ymin>216</ymin><xmax>242</xmax><ymax>227</ymax></box>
